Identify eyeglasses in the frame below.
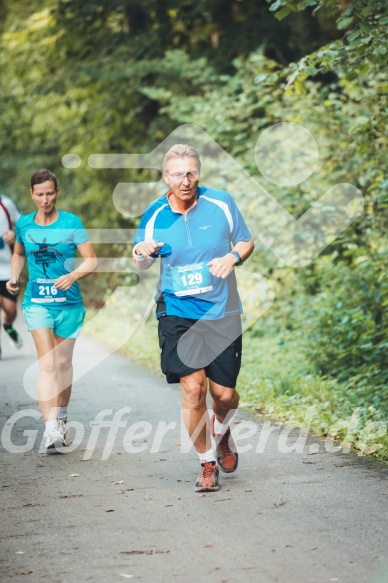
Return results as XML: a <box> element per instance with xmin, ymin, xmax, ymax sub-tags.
<box><xmin>167</xmin><ymin>171</ymin><xmax>200</xmax><ymax>182</ymax></box>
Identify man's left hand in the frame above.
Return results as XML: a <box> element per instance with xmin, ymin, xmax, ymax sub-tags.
<box><xmin>207</xmin><ymin>253</ymin><xmax>237</xmax><ymax>279</ymax></box>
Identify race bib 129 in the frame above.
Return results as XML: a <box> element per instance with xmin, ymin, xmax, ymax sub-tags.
<box><xmin>171</xmin><ymin>262</ymin><xmax>213</xmax><ymax>297</ymax></box>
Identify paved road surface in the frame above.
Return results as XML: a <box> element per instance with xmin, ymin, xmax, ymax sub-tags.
<box><xmin>0</xmin><ymin>314</ymin><xmax>387</xmax><ymax>583</ymax></box>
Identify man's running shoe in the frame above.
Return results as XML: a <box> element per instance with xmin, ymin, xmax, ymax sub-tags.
<box><xmin>211</xmin><ymin>414</ymin><xmax>238</xmax><ymax>473</ymax></box>
<box><xmin>44</xmin><ymin>427</ymin><xmax>64</xmax><ymax>450</ymax></box>
<box><xmin>58</xmin><ymin>418</ymin><xmax>69</xmax><ymax>446</ymax></box>
<box><xmin>194</xmin><ymin>461</ymin><xmax>219</xmax><ymax>492</ymax></box>
<box><xmin>4</xmin><ymin>325</ymin><xmax>23</xmax><ymax>348</ymax></box>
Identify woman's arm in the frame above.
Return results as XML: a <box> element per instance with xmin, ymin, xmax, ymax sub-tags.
<box><xmin>6</xmin><ymin>242</ymin><xmax>26</xmax><ymax>295</ymax></box>
<box><xmin>54</xmin><ymin>241</ymin><xmax>98</xmax><ymax>291</ymax></box>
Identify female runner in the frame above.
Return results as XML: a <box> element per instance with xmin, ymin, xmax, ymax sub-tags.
<box><xmin>7</xmin><ymin>169</ymin><xmax>97</xmax><ymax>450</ymax></box>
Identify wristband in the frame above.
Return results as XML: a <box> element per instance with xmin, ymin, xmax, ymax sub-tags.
<box><xmin>229</xmin><ymin>250</ymin><xmax>242</xmax><ymax>265</ymax></box>
<box><xmin>132</xmin><ymin>244</ymin><xmax>146</xmax><ymax>262</ymax></box>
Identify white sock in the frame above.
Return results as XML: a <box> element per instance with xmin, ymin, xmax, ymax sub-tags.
<box><xmin>198</xmin><ymin>448</ymin><xmax>216</xmax><ymax>464</ymax></box>
<box><xmin>58</xmin><ymin>406</ymin><xmax>68</xmax><ymax>420</ymax></box>
<box><xmin>214</xmin><ymin>417</ymin><xmax>230</xmax><ymax>436</ymax></box>
<box><xmin>45</xmin><ymin>419</ymin><xmax>59</xmax><ymax>431</ymax></box>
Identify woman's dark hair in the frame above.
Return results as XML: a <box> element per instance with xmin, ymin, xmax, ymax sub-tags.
<box><xmin>30</xmin><ymin>169</ymin><xmax>58</xmax><ymax>190</ymax></box>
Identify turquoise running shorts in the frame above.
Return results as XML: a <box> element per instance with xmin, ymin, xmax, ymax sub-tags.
<box><xmin>23</xmin><ymin>305</ymin><xmax>86</xmax><ymax>338</ymax></box>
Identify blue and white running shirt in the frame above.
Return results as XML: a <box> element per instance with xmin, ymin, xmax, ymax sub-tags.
<box><xmin>134</xmin><ymin>186</ymin><xmax>252</xmax><ymax>320</ymax></box>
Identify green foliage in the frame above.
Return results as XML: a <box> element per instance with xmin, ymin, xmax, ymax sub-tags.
<box><xmin>300</xmin><ymin>256</ymin><xmax>387</xmax><ymax>404</ymax></box>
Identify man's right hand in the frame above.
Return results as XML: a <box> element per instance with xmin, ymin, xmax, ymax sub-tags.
<box><xmin>6</xmin><ymin>279</ymin><xmax>19</xmax><ymax>295</ymax></box>
<box><xmin>133</xmin><ymin>240</ymin><xmax>165</xmax><ymax>261</ymax></box>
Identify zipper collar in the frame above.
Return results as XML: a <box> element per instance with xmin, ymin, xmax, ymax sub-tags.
<box><xmin>167</xmin><ymin>190</ymin><xmax>198</xmax><ymax>216</ymax></box>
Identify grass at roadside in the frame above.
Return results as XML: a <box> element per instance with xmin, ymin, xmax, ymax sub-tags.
<box><xmin>84</xmin><ymin>306</ymin><xmax>388</xmax><ymax>462</ymax></box>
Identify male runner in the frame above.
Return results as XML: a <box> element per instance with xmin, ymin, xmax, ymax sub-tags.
<box><xmin>133</xmin><ymin>144</ymin><xmax>254</xmax><ymax>492</ymax></box>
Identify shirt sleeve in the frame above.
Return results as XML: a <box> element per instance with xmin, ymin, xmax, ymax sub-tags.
<box><xmin>15</xmin><ymin>216</ymin><xmax>23</xmax><ymax>244</ymax></box>
<box><xmin>228</xmin><ymin>194</ymin><xmax>252</xmax><ymax>244</ymax></box>
<box><xmin>133</xmin><ymin>201</ymin><xmax>162</xmax><ymax>246</ymax></box>
<box><xmin>134</xmin><ymin>217</ymin><xmax>147</xmax><ymax>247</ymax></box>
<box><xmin>72</xmin><ymin>215</ymin><xmax>89</xmax><ymax>245</ymax></box>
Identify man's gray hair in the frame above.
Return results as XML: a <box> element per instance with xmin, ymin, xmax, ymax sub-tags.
<box><xmin>162</xmin><ymin>144</ymin><xmax>201</xmax><ymax>173</ymax></box>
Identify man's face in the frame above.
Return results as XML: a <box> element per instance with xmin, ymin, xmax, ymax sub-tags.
<box><xmin>163</xmin><ymin>157</ymin><xmax>200</xmax><ymax>205</ymax></box>
<box><xmin>30</xmin><ymin>180</ymin><xmax>59</xmax><ymax>214</ymax></box>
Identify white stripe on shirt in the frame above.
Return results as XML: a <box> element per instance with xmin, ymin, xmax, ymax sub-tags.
<box><xmin>201</xmin><ymin>195</ymin><xmax>233</xmax><ymax>233</ymax></box>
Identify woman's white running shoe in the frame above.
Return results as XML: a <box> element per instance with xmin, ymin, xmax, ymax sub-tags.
<box><xmin>58</xmin><ymin>419</ymin><xmax>69</xmax><ymax>446</ymax></box>
<box><xmin>44</xmin><ymin>427</ymin><xmax>64</xmax><ymax>450</ymax></box>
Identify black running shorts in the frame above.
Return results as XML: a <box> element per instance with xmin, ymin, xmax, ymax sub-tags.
<box><xmin>158</xmin><ymin>315</ymin><xmax>242</xmax><ymax>387</ymax></box>
<box><xmin>0</xmin><ymin>281</ymin><xmax>18</xmax><ymax>302</ymax></box>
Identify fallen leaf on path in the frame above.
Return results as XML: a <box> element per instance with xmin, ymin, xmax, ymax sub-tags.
<box><xmin>105</xmin><ymin>509</ymin><xmax>115</xmax><ymax>512</ymax></box>
<box><xmin>14</xmin><ymin>572</ymin><xmax>32</xmax><ymax>576</ymax></box>
<box><xmin>143</xmin><ymin>497</ymin><xmax>152</xmax><ymax>501</ymax></box>
<box><xmin>214</xmin><ymin>498</ymin><xmax>232</xmax><ymax>502</ymax></box>
<box><xmin>113</xmin><ymin>480</ymin><xmax>124</xmax><ymax>485</ymax></box>
<box><xmin>244</xmin><ymin>489</ymin><xmax>252</xmax><ymax>492</ymax></box>
<box><xmin>69</xmin><ymin>474</ymin><xmax>79</xmax><ymax>478</ymax></box>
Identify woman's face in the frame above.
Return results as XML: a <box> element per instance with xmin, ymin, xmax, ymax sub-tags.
<box><xmin>30</xmin><ymin>180</ymin><xmax>59</xmax><ymax>214</ymax></box>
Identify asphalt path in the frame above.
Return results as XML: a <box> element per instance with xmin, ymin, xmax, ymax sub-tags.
<box><xmin>0</xmin><ymin>313</ymin><xmax>387</xmax><ymax>583</ymax></box>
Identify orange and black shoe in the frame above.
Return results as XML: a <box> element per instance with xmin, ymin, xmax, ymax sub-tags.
<box><xmin>194</xmin><ymin>461</ymin><xmax>220</xmax><ymax>492</ymax></box>
<box><xmin>211</xmin><ymin>415</ymin><xmax>238</xmax><ymax>473</ymax></box>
